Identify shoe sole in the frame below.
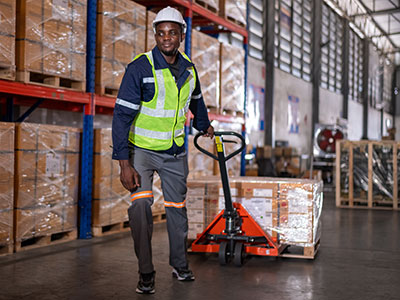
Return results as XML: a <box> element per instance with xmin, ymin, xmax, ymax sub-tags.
<box><xmin>136</xmin><ymin>287</ymin><xmax>155</xmax><ymax>294</ymax></box>
<box><xmin>172</xmin><ymin>270</ymin><xmax>195</xmax><ymax>281</ymax></box>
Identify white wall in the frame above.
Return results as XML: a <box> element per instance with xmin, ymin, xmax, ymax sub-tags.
<box><xmin>347</xmin><ymin>100</ymin><xmax>363</xmax><ymax>140</ymax></box>
<box><xmin>368</xmin><ymin>108</ymin><xmax>381</xmax><ymax>140</ymax></box>
<box><xmin>273</xmin><ymin>68</ymin><xmax>312</xmax><ymax>154</ymax></box>
<box><xmin>319</xmin><ymin>88</ymin><xmax>343</xmax><ymax>125</ymax></box>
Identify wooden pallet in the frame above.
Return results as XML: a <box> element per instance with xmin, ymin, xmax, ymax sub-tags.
<box><xmin>16</xmin><ymin>71</ymin><xmax>86</xmax><ymax>91</ymax></box>
<box><xmin>153</xmin><ymin>212</ymin><xmax>166</xmax><ymax>224</ymax></box>
<box><xmin>194</xmin><ymin>0</ymin><xmax>219</xmax><ymax>14</ymax></box>
<box><xmin>0</xmin><ymin>64</ymin><xmax>16</xmax><ymax>81</ymax></box>
<box><xmin>15</xmin><ymin>229</ymin><xmax>77</xmax><ymax>253</ymax></box>
<box><xmin>0</xmin><ymin>243</ymin><xmax>14</xmax><ymax>256</ymax></box>
<box><xmin>279</xmin><ymin>239</ymin><xmax>320</xmax><ymax>259</ymax></box>
<box><xmin>92</xmin><ymin>221</ymin><xmax>130</xmax><ymax>237</ymax></box>
<box><xmin>206</xmin><ymin>105</ymin><xmax>219</xmax><ymax>115</ymax></box>
<box><xmin>95</xmin><ymin>85</ymin><xmax>119</xmax><ymax>97</ymax></box>
<box><xmin>221</xmin><ymin>109</ymin><xmax>244</xmax><ymax>117</ymax></box>
<box><xmin>336</xmin><ymin>140</ymin><xmax>399</xmax><ymax>210</ymax></box>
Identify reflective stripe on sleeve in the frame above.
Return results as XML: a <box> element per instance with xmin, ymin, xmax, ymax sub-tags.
<box><xmin>143</xmin><ymin>77</ymin><xmax>155</xmax><ymax>83</ymax></box>
<box><xmin>116</xmin><ymin>98</ymin><xmax>140</xmax><ymax>110</ymax></box>
<box><xmin>191</xmin><ymin>93</ymin><xmax>202</xmax><ymax>100</ymax></box>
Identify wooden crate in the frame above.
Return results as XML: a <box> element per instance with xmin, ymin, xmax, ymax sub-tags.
<box><xmin>336</xmin><ymin>140</ymin><xmax>399</xmax><ymax>210</ymax></box>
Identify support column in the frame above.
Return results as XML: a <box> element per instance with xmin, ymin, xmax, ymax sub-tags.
<box><xmin>264</xmin><ymin>0</ymin><xmax>275</xmax><ymax>146</ymax></box>
<box><xmin>342</xmin><ymin>19</ymin><xmax>350</xmax><ymax>119</ymax></box>
<box><xmin>362</xmin><ymin>39</ymin><xmax>370</xmax><ymax>139</ymax></box>
<box><xmin>311</xmin><ymin>0</ymin><xmax>322</xmax><ymax>138</ymax></box>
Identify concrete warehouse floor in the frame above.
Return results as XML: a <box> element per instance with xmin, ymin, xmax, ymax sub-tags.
<box><xmin>0</xmin><ymin>192</ymin><xmax>399</xmax><ymax>300</ymax></box>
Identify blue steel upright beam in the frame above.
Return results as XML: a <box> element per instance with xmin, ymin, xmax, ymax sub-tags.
<box><xmin>79</xmin><ymin>0</ymin><xmax>97</xmax><ymax>239</ymax></box>
<box><xmin>240</xmin><ymin>1</ymin><xmax>250</xmax><ymax>176</ymax></box>
<box><xmin>184</xmin><ymin>8</ymin><xmax>193</xmax><ymax>151</ymax></box>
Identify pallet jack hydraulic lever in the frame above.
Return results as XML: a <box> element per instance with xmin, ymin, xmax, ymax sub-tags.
<box><xmin>192</xmin><ymin>131</ymin><xmax>280</xmax><ymax>266</ymax></box>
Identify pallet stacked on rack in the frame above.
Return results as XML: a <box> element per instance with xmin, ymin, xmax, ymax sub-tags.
<box><xmin>220</xmin><ymin>42</ymin><xmax>245</xmax><ymax>116</ymax></box>
<box><xmin>336</xmin><ymin>140</ymin><xmax>399</xmax><ymax>210</ymax></box>
<box><xmin>14</xmin><ymin>123</ymin><xmax>80</xmax><ymax>252</ymax></box>
<box><xmin>0</xmin><ymin>0</ymin><xmax>16</xmax><ymax>80</ymax></box>
<box><xmin>188</xmin><ymin>176</ymin><xmax>323</xmax><ymax>259</ymax></box>
<box><xmin>219</xmin><ymin>0</ymin><xmax>247</xmax><ymax>27</ymax></box>
<box><xmin>15</xmin><ymin>0</ymin><xmax>86</xmax><ymax>90</ymax></box>
<box><xmin>191</xmin><ymin>30</ymin><xmax>220</xmax><ymax>111</ymax></box>
<box><xmin>0</xmin><ymin>123</ymin><xmax>14</xmax><ymax>256</ymax></box>
<box><xmin>95</xmin><ymin>0</ymin><xmax>146</xmax><ymax>97</ymax></box>
<box><xmin>194</xmin><ymin>0</ymin><xmax>219</xmax><ymax>14</ymax></box>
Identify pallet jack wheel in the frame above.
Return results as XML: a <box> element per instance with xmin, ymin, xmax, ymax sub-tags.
<box><xmin>218</xmin><ymin>241</ymin><xmax>230</xmax><ymax>265</ymax></box>
<box><xmin>233</xmin><ymin>242</ymin><xmax>245</xmax><ymax>267</ymax></box>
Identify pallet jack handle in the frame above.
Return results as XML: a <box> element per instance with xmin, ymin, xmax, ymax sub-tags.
<box><xmin>193</xmin><ymin>131</ymin><xmax>246</xmax><ymax>162</ymax></box>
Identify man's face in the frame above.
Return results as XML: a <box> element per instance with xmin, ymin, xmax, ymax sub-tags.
<box><xmin>155</xmin><ymin>22</ymin><xmax>185</xmax><ymax>57</ymax></box>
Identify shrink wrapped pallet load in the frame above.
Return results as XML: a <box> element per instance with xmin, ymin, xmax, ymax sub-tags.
<box><xmin>220</xmin><ymin>0</ymin><xmax>247</xmax><ymax>26</ymax></box>
<box><xmin>16</xmin><ymin>0</ymin><xmax>86</xmax><ymax>89</ymax></box>
<box><xmin>0</xmin><ymin>0</ymin><xmax>16</xmax><ymax>80</ymax></box>
<box><xmin>14</xmin><ymin>123</ymin><xmax>80</xmax><ymax>247</ymax></box>
<box><xmin>0</xmin><ymin>123</ymin><xmax>15</xmax><ymax>254</ymax></box>
<box><xmin>220</xmin><ymin>43</ymin><xmax>245</xmax><ymax>114</ymax></box>
<box><xmin>187</xmin><ymin>176</ymin><xmax>323</xmax><ymax>248</ymax></box>
<box><xmin>191</xmin><ymin>30</ymin><xmax>220</xmax><ymax>109</ymax></box>
<box><xmin>187</xmin><ymin>135</ymin><xmax>215</xmax><ymax>179</ymax></box>
<box><xmin>194</xmin><ymin>0</ymin><xmax>219</xmax><ymax>14</ymax></box>
<box><xmin>95</xmin><ymin>0</ymin><xmax>146</xmax><ymax>96</ymax></box>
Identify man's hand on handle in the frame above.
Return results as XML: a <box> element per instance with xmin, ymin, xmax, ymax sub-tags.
<box><xmin>119</xmin><ymin>160</ymin><xmax>141</xmax><ymax>192</ymax></box>
<box><xmin>203</xmin><ymin>125</ymin><xmax>214</xmax><ymax>139</ymax></box>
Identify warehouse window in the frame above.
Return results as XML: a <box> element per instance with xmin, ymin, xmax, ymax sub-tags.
<box><xmin>274</xmin><ymin>0</ymin><xmax>312</xmax><ymax>81</ymax></box>
<box><xmin>383</xmin><ymin>62</ymin><xmax>394</xmax><ymax>113</ymax></box>
<box><xmin>248</xmin><ymin>0</ymin><xmax>264</xmax><ymax>60</ymax></box>
<box><xmin>348</xmin><ymin>29</ymin><xmax>363</xmax><ymax>103</ymax></box>
<box><xmin>320</xmin><ymin>4</ymin><xmax>343</xmax><ymax>93</ymax></box>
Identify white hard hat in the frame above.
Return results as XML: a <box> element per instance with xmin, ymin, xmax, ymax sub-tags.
<box><xmin>152</xmin><ymin>6</ymin><xmax>187</xmax><ymax>34</ymax></box>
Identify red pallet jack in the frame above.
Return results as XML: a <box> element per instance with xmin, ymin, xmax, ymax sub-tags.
<box><xmin>191</xmin><ymin>131</ymin><xmax>282</xmax><ymax>266</ymax></box>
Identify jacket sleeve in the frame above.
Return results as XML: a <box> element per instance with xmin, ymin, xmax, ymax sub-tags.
<box><xmin>112</xmin><ymin>62</ymin><xmax>142</xmax><ymax>160</ymax></box>
<box><xmin>189</xmin><ymin>68</ymin><xmax>211</xmax><ymax>132</ymax></box>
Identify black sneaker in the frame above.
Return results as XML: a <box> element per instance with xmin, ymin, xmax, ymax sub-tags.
<box><xmin>136</xmin><ymin>271</ymin><xmax>155</xmax><ymax>294</ymax></box>
<box><xmin>172</xmin><ymin>268</ymin><xmax>195</xmax><ymax>281</ymax></box>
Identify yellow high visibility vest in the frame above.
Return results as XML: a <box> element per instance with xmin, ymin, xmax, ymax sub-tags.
<box><xmin>129</xmin><ymin>51</ymin><xmax>196</xmax><ymax>150</ymax></box>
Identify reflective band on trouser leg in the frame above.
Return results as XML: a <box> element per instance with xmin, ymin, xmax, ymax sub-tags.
<box><xmin>164</xmin><ymin>199</ymin><xmax>186</xmax><ymax>208</ymax></box>
<box><xmin>131</xmin><ymin>191</ymin><xmax>153</xmax><ymax>202</ymax></box>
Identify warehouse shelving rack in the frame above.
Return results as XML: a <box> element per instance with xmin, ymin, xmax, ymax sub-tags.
<box><xmin>0</xmin><ymin>0</ymin><xmax>248</xmax><ymax>239</ymax></box>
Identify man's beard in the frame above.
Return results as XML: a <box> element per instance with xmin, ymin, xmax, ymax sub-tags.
<box><xmin>161</xmin><ymin>48</ymin><xmax>178</xmax><ymax>57</ymax></box>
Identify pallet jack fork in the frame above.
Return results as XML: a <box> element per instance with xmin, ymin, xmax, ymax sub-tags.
<box><xmin>191</xmin><ymin>132</ymin><xmax>281</xmax><ymax>266</ymax></box>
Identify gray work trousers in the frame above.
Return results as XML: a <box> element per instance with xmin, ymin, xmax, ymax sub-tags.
<box><xmin>127</xmin><ymin>146</ymin><xmax>189</xmax><ymax>274</ymax></box>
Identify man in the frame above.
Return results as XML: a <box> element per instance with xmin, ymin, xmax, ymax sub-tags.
<box><xmin>112</xmin><ymin>6</ymin><xmax>214</xmax><ymax>295</ymax></box>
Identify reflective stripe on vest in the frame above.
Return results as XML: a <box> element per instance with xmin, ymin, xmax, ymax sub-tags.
<box><xmin>129</xmin><ymin>51</ymin><xmax>196</xmax><ymax>150</ymax></box>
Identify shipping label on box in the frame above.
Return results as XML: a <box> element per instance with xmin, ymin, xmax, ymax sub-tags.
<box><xmin>45</xmin><ymin>153</ymin><xmax>61</xmax><ymax>177</ymax></box>
<box><xmin>219</xmin><ymin>187</ymin><xmax>238</xmax><ymax>196</ymax></box>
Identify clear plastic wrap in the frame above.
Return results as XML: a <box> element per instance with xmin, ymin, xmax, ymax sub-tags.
<box><xmin>0</xmin><ymin>0</ymin><xmax>16</xmax><ymax>78</ymax></box>
<box><xmin>192</xmin><ymin>30</ymin><xmax>220</xmax><ymax>108</ymax></box>
<box><xmin>15</xmin><ymin>123</ymin><xmax>80</xmax><ymax>242</ymax></box>
<box><xmin>187</xmin><ymin>177</ymin><xmax>323</xmax><ymax>247</ymax></box>
<box><xmin>188</xmin><ymin>134</ymin><xmax>216</xmax><ymax>179</ymax></box>
<box><xmin>0</xmin><ymin>122</ymin><xmax>14</xmax><ymax>245</ymax></box>
<box><xmin>16</xmin><ymin>0</ymin><xmax>86</xmax><ymax>80</ymax></box>
<box><xmin>96</xmin><ymin>0</ymin><xmax>146</xmax><ymax>94</ymax></box>
<box><xmin>194</xmin><ymin>0</ymin><xmax>219</xmax><ymax>13</ymax></box>
<box><xmin>220</xmin><ymin>42</ymin><xmax>245</xmax><ymax>113</ymax></box>
<box><xmin>222</xmin><ymin>0</ymin><xmax>247</xmax><ymax>26</ymax></box>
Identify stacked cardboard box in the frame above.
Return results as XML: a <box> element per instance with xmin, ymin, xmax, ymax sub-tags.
<box><xmin>220</xmin><ymin>43</ymin><xmax>245</xmax><ymax>114</ymax></box>
<box><xmin>220</xmin><ymin>0</ymin><xmax>247</xmax><ymax>26</ymax></box>
<box><xmin>187</xmin><ymin>177</ymin><xmax>323</xmax><ymax>247</ymax></box>
<box><xmin>187</xmin><ymin>179</ymin><xmax>220</xmax><ymax>240</ymax></box>
<box><xmin>93</xmin><ymin>128</ymin><xmax>130</xmax><ymax>226</ymax></box>
<box><xmin>16</xmin><ymin>0</ymin><xmax>86</xmax><ymax>85</ymax></box>
<box><xmin>14</xmin><ymin>123</ymin><xmax>80</xmax><ymax>243</ymax></box>
<box><xmin>191</xmin><ymin>30</ymin><xmax>220</xmax><ymax>109</ymax></box>
<box><xmin>0</xmin><ymin>0</ymin><xmax>16</xmax><ymax>80</ymax></box>
<box><xmin>95</xmin><ymin>0</ymin><xmax>146</xmax><ymax>96</ymax></box>
<box><xmin>0</xmin><ymin>123</ymin><xmax>14</xmax><ymax>250</ymax></box>
<box><xmin>188</xmin><ymin>135</ymin><xmax>215</xmax><ymax>179</ymax></box>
